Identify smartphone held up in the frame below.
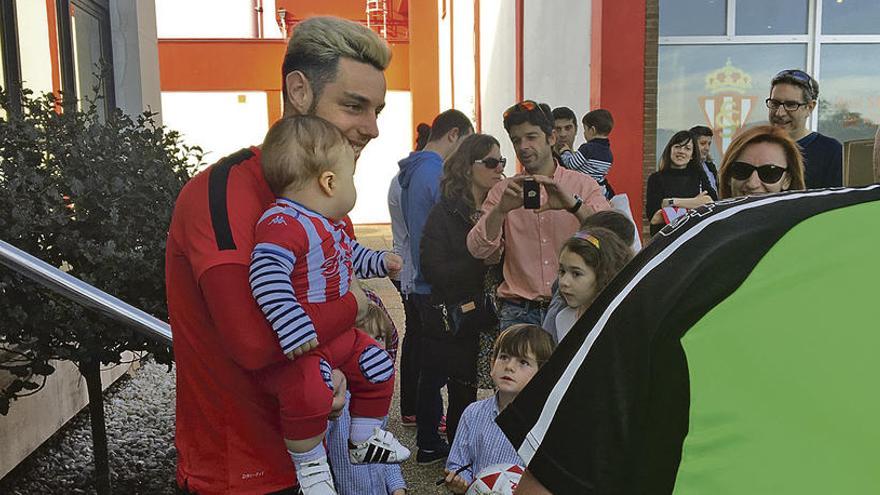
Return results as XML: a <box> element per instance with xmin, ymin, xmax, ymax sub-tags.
<box><xmin>523</xmin><ymin>178</ymin><xmax>540</xmax><ymax>209</ymax></box>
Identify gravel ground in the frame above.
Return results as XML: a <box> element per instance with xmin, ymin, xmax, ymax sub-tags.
<box><xmin>0</xmin><ymin>355</ymin><xmax>453</xmax><ymax>495</ymax></box>
<box><xmin>0</xmin><ymin>226</ymin><xmax>481</xmax><ymax>494</ymax></box>
<box><xmin>0</xmin><ymin>360</ymin><xmax>177</xmax><ymax>494</ymax></box>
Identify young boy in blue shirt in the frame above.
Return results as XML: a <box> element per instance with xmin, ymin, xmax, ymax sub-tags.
<box><xmin>559</xmin><ymin>109</ymin><xmax>616</xmax><ymax>200</ymax></box>
<box><xmin>442</xmin><ymin>325</ymin><xmax>556</xmax><ymax>493</ymax></box>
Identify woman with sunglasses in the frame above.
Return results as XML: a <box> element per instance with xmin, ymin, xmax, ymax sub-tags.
<box><xmin>718</xmin><ymin>125</ymin><xmax>805</xmax><ymax>199</ymax></box>
<box><xmin>646</xmin><ymin>130</ymin><xmax>718</xmax><ymax>236</ymax></box>
<box><xmin>420</xmin><ymin>133</ymin><xmax>506</xmax><ymax>445</ymax></box>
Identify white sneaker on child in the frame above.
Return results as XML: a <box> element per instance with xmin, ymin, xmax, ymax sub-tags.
<box><xmin>295</xmin><ymin>455</ymin><xmax>337</xmax><ymax>495</ymax></box>
<box><xmin>348</xmin><ymin>427</ymin><xmax>411</xmax><ymax>464</ymax></box>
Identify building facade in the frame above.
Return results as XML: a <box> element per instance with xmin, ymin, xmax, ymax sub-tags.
<box><xmin>0</xmin><ymin>0</ymin><xmax>160</xmax><ymax>479</ymax></box>
<box><xmin>656</xmin><ymin>0</ymin><xmax>880</xmax><ymax>176</ymax></box>
<box><xmin>155</xmin><ymin>0</ymin><xmax>878</xmax><ymax>224</ymax></box>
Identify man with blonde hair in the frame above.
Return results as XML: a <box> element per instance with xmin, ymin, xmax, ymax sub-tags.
<box><xmin>166</xmin><ymin>17</ymin><xmax>392</xmax><ymax>494</ymax></box>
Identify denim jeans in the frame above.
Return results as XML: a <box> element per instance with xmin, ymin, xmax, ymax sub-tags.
<box><xmin>498</xmin><ymin>300</ymin><xmax>548</xmax><ymax>332</ymax></box>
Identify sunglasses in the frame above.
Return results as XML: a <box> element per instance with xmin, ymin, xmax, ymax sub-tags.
<box><xmin>774</xmin><ymin>69</ymin><xmax>812</xmax><ymax>85</ymax></box>
<box><xmin>503</xmin><ymin>100</ymin><xmax>538</xmax><ymax>119</ymax></box>
<box><xmin>772</xmin><ymin>69</ymin><xmax>817</xmax><ymax>99</ymax></box>
<box><xmin>474</xmin><ymin>157</ymin><xmax>507</xmax><ymax>169</ymax></box>
<box><xmin>730</xmin><ymin>161</ymin><xmax>787</xmax><ymax>183</ymax></box>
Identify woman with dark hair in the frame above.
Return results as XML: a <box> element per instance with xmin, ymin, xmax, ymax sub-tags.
<box><xmin>420</xmin><ymin>133</ymin><xmax>505</xmax><ymax>444</ymax></box>
<box><xmin>646</xmin><ymin>130</ymin><xmax>717</xmax><ymax>235</ymax></box>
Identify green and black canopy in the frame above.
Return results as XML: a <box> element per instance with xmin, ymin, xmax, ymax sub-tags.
<box><xmin>497</xmin><ymin>186</ymin><xmax>880</xmax><ymax>494</ymax></box>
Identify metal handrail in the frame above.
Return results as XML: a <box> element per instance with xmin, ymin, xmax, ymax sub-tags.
<box><xmin>0</xmin><ymin>239</ymin><xmax>172</xmax><ymax>346</ymax></box>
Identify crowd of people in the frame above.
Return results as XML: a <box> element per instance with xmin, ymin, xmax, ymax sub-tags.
<box><xmin>165</xmin><ymin>14</ymin><xmax>855</xmax><ymax>495</ymax></box>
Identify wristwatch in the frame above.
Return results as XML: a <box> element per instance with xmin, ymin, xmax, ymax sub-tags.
<box><xmin>665</xmin><ymin>198</ymin><xmax>675</xmax><ymax>207</ymax></box>
<box><xmin>567</xmin><ymin>194</ymin><xmax>583</xmax><ymax>214</ymax></box>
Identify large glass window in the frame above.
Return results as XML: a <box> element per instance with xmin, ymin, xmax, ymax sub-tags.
<box><xmin>16</xmin><ymin>0</ymin><xmax>53</xmax><ymax>94</ymax></box>
<box><xmin>818</xmin><ymin>44</ymin><xmax>880</xmax><ymax>144</ymax></box>
<box><xmin>659</xmin><ymin>0</ymin><xmax>726</xmax><ymax>36</ymax></box>
<box><xmin>822</xmin><ymin>0</ymin><xmax>880</xmax><ymax>35</ymax></box>
<box><xmin>70</xmin><ymin>0</ymin><xmax>113</xmax><ymax>118</ymax></box>
<box><xmin>658</xmin><ymin>0</ymin><xmax>880</xmax><ymax>179</ymax></box>
<box><xmin>735</xmin><ymin>0</ymin><xmax>808</xmax><ymax>35</ymax></box>
<box><xmin>657</xmin><ymin>44</ymin><xmax>806</xmax><ymax>163</ymax></box>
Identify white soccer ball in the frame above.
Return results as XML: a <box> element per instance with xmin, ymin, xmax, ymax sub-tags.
<box><xmin>465</xmin><ymin>463</ymin><xmax>525</xmax><ymax>495</ymax></box>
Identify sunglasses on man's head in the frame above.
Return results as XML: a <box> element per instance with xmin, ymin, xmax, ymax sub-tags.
<box><xmin>474</xmin><ymin>157</ymin><xmax>507</xmax><ymax>169</ymax></box>
<box><xmin>772</xmin><ymin>69</ymin><xmax>816</xmax><ymax>99</ymax></box>
<box><xmin>730</xmin><ymin>161</ymin><xmax>787</xmax><ymax>183</ymax></box>
<box><xmin>503</xmin><ymin>100</ymin><xmax>539</xmax><ymax>119</ymax></box>
<box><xmin>774</xmin><ymin>69</ymin><xmax>812</xmax><ymax>85</ymax></box>
<box><xmin>503</xmin><ymin>100</ymin><xmax>552</xmax><ymax>121</ymax></box>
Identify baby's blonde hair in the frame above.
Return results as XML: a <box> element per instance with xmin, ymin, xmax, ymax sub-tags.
<box><xmin>261</xmin><ymin>115</ymin><xmax>353</xmax><ymax>195</ymax></box>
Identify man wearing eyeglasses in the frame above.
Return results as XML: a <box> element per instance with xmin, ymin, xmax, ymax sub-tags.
<box><xmin>767</xmin><ymin>69</ymin><xmax>842</xmax><ymax>189</ymax></box>
<box><xmin>467</xmin><ymin>100</ymin><xmax>610</xmax><ymax>330</ymax></box>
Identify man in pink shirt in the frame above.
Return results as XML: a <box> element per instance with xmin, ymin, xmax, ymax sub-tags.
<box><xmin>467</xmin><ymin>101</ymin><xmax>610</xmax><ymax>330</ymax></box>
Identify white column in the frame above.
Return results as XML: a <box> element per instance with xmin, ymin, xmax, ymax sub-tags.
<box><xmin>110</xmin><ymin>0</ymin><xmax>163</xmax><ymax>119</ymax></box>
<box><xmin>523</xmin><ymin>0</ymin><xmax>591</xmax><ymax>146</ymax></box>
<box><xmin>478</xmin><ymin>0</ymin><xmax>517</xmax><ymax>174</ymax></box>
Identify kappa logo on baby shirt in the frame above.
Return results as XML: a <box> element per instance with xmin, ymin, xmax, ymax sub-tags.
<box><xmin>268</xmin><ymin>215</ymin><xmax>287</xmax><ymax>226</ymax></box>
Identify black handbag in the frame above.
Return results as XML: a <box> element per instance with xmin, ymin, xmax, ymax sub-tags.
<box><xmin>440</xmin><ymin>292</ymin><xmax>498</xmax><ymax>336</ymax></box>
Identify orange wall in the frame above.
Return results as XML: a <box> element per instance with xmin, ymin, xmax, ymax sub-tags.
<box><xmin>408</xmin><ymin>0</ymin><xmax>439</xmax><ymax>129</ymax></box>
<box><xmin>387</xmin><ymin>44</ymin><xmax>410</xmax><ymax>91</ymax></box>
<box><xmin>158</xmin><ymin>39</ymin><xmax>409</xmax><ymax>110</ymax></box>
<box><xmin>159</xmin><ymin>39</ymin><xmax>287</xmax><ymax>91</ymax></box>
<box><xmin>158</xmin><ymin>1</ymin><xmax>411</xmax><ymax>125</ymax></box>
<box><xmin>157</xmin><ymin>0</ymin><xmax>413</xmax><ymax>131</ymax></box>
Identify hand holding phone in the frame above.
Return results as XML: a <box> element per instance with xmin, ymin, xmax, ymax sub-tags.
<box><xmin>523</xmin><ymin>177</ymin><xmax>540</xmax><ymax>209</ymax></box>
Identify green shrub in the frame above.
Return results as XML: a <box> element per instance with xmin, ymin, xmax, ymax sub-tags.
<box><xmin>0</xmin><ymin>88</ymin><xmax>201</xmax><ymax>415</ymax></box>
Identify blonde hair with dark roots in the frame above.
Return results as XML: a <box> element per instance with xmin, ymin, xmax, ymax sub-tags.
<box><xmin>492</xmin><ymin>324</ymin><xmax>556</xmax><ymax>366</ymax></box>
<box><xmin>718</xmin><ymin>125</ymin><xmax>805</xmax><ymax>199</ymax></box>
<box><xmin>282</xmin><ymin>17</ymin><xmax>392</xmax><ymax>110</ymax></box>
<box><xmin>261</xmin><ymin>115</ymin><xmax>353</xmax><ymax>195</ymax></box>
<box><xmin>441</xmin><ymin>133</ymin><xmax>500</xmax><ymax>210</ymax></box>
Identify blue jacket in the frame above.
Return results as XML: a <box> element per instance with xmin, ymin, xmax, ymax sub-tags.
<box><xmin>398</xmin><ymin>150</ymin><xmax>443</xmax><ymax>295</ymax></box>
